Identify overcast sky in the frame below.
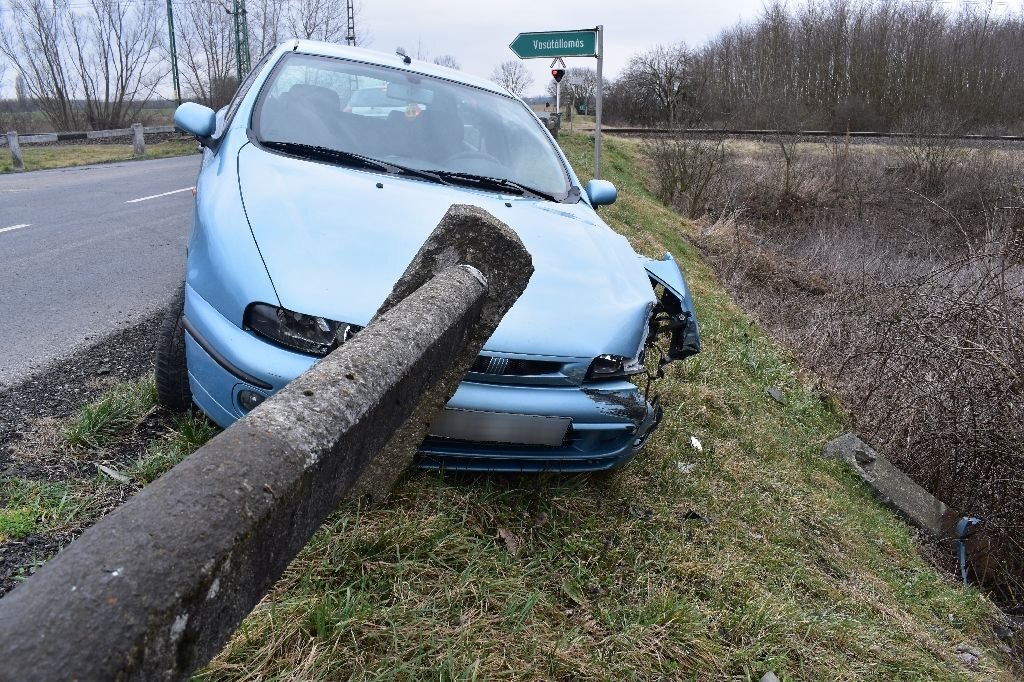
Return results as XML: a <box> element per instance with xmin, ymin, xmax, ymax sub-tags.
<box><xmin>0</xmin><ymin>0</ymin><xmax>768</xmax><ymax>98</ymax></box>
<box><xmin>358</xmin><ymin>0</ymin><xmax>767</xmax><ymax>96</ymax></box>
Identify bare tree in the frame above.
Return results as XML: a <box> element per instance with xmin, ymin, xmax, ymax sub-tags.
<box><xmin>67</xmin><ymin>0</ymin><xmax>165</xmax><ymax>129</ymax></box>
<box><xmin>0</xmin><ymin>0</ymin><xmax>80</xmax><ymax>130</ymax></box>
<box><xmin>621</xmin><ymin>42</ymin><xmax>695</xmax><ymax>126</ymax></box>
<box><xmin>175</xmin><ymin>0</ymin><xmax>236</xmax><ymax>108</ymax></box>
<box><xmin>249</xmin><ymin>0</ymin><xmax>289</xmax><ymax>59</ymax></box>
<box><xmin>288</xmin><ymin>0</ymin><xmax>345</xmax><ymax>43</ymax></box>
<box><xmin>547</xmin><ymin>66</ymin><xmax>597</xmax><ymax>111</ymax></box>
<box><xmin>490</xmin><ymin>59</ymin><xmax>533</xmax><ymax>97</ymax></box>
<box><xmin>432</xmin><ymin>54</ymin><xmax>460</xmax><ymax>70</ymax></box>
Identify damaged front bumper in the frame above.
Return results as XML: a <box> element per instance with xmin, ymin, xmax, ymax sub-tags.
<box><xmin>183</xmin><ymin>283</ymin><xmax>666</xmax><ymax>473</ymax></box>
<box><xmin>419</xmin><ymin>379</ymin><xmax>662</xmax><ymax>472</ymax></box>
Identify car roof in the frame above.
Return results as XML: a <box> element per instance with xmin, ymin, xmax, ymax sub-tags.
<box><xmin>287</xmin><ymin>40</ymin><xmax>513</xmax><ymax>99</ymax></box>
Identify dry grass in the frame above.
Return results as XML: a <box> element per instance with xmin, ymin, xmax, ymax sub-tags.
<box><xmin>0</xmin><ymin>139</ymin><xmax>198</xmax><ymax>173</ymax></box>
<box><xmin>190</xmin><ymin>133</ymin><xmax>1018</xmax><ymax>680</ymax></box>
<box><xmin>2</xmin><ymin>134</ymin><xmax>1016</xmax><ymax>677</ymax></box>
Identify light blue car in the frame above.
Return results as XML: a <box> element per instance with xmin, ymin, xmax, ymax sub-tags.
<box><xmin>158</xmin><ymin>40</ymin><xmax>701</xmax><ymax>472</ymax></box>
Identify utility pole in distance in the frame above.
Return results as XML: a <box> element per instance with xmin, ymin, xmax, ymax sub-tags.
<box><xmin>345</xmin><ymin>0</ymin><xmax>356</xmax><ymax>45</ymax></box>
<box><xmin>166</xmin><ymin>0</ymin><xmax>181</xmax><ymax>105</ymax></box>
<box><xmin>231</xmin><ymin>0</ymin><xmax>251</xmax><ymax>81</ymax></box>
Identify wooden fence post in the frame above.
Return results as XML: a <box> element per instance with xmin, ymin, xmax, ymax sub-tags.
<box><xmin>6</xmin><ymin>131</ymin><xmax>24</xmax><ymax>170</ymax></box>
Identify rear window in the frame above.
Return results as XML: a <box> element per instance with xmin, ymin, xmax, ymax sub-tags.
<box><xmin>349</xmin><ymin>89</ymin><xmax>403</xmax><ymax>108</ymax></box>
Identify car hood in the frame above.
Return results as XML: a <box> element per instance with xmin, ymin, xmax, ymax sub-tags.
<box><xmin>237</xmin><ymin>144</ymin><xmax>655</xmax><ymax>358</ymax></box>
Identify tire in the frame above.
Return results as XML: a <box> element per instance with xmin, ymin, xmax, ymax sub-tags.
<box><xmin>155</xmin><ymin>283</ymin><xmax>193</xmax><ymax>411</ymax></box>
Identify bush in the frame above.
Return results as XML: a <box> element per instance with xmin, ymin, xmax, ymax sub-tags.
<box><xmin>643</xmin><ymin>134</ymin><xmax>728</xmax><ymax>218</ymax></box>
<box><xmin>690</xmin><ymin>135</ymin><xmax>1024</xmax><ymax>605</ymax></box>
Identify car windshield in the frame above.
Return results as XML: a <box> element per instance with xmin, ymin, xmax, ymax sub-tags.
<box><xmin>252</xmin><ymin>52</ymin><xmax>571</xmax><ymax>200</ymax></box>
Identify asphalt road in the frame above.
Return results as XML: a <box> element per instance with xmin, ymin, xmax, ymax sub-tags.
<box><xmin>0</xmin><ymin>154</ymin><xmax>201</xmax><ymax>388</ymax></box>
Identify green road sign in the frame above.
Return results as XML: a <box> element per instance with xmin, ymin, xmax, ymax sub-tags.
<box><xmin>509</xmin><ymin>29</ymin><xmax>598</xmax><ymax>58</ymax></box>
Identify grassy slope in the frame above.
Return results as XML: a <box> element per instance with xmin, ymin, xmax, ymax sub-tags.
<box><xmin>0</xmin><ymin>133</ymin><xmax>1012</xmax><ymax>678</ymax></box>
<box><xmin>0</xmin><ymin>139</ymin><xmax>198</xmax><ymax>173</ymax></box>
<box><xmin>193</xmin><ymin>134</ymin><xmax>1011</xmax><ymax>680</ymax></box>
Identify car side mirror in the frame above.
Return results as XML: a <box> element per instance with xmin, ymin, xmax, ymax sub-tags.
<box><xmin>585</xmin><ymin>179</ymin><xmax>617</xmax><ymax>206</ymax></box>
<box><xmin>174</xmin><ymin>102</ymin><xmax>217</xmax><ymax>142</ymax></box>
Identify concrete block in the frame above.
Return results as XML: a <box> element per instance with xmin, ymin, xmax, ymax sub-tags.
<box><xmin>352</xmin><ymin>204</ymin><xmax>535</xmax><ymax>501</ymax></box>
<box><xmin>0</xmin><ymin>211</ymin><xmax>533</xmax><ymax>681</ymax></box>
<box><xmin>823</xmin><ymin>432</ymin><xmax>956</xmax><ymax>538</ymax></box>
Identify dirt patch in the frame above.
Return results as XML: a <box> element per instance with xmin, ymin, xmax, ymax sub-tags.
<box><xmin>0</xmin><ymin>309</ymin><xmax>165</xmax><ymax>479</ymax></box>
<box><xmin>0</xmin><ymin>308</ymin><xmax>170</xmax><ymax>597</ymax></box>
<box><xmin>0</xmin><ymin>533</ymin><xmax>60</xmax><ymax>596</ymax></box>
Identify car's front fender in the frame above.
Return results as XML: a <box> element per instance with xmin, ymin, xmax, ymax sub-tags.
<box><xmin>187</xmin><ymin>135</ymin><xmax>279</xmax><ymax>328</ymax></box>
<box><xmin>642</xmin><ymin>252</ymin><xmax>701</xmax><ymax>361</ymax></box>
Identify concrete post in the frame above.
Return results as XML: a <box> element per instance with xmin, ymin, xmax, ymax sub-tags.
<box><xmin>131</xmin><ymin>122</ymin><xmax>145</xmax><ymax>157</ymax></box>
<box><xmin>6</xmin><ymin>131</ymin><xmax>24</xmax><ymax>170</ymax></box>
<box><xmin>0</xmin><ymin>206</ymin><xmax>534</xmax><ymax>682</ymax></box>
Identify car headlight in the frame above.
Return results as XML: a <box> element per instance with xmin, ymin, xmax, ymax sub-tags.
<box><xmin>244</xmin><ymin>303</ymin><xmax>361</xmax><ymax>357</ymax></box>
<box><xmin>585</xmin><ymin>353</ymin><xmax>645</xmax><ymax>381</ymax></box>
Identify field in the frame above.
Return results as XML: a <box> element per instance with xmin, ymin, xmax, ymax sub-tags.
<box><xmin>0</xmin><ymin>132</ymin><xmax>1018</xmax><ymax>679</ymax></box>
<box><xmin>0</xmin><ymin>139</ymin><xmax>198</xmax><ymax>173</ymax></box>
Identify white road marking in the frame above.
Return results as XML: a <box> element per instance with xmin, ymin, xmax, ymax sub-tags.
<box><xmin>124</xmin><ymin>187</ymin><xmax>192</xmax><ymax>204</ymax></box>
<box><xmin>0</xmin><ymin>223</ymin><xmax>31</xmax><ymax>234</ymax></box>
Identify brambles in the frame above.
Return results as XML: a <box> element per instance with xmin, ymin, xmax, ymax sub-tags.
<box><xmin>643</xmin><ymin>134</ymin><xmax>728</xmax><ymax>218</ymax></box>
<box><xmin>688</xmin><ymin>135</ymin><xmax>1024</xmax><ymax>605</ymax></box>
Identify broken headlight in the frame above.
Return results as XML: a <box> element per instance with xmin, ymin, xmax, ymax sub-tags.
<box><xmin>585</xmin><ymin>353</ymin><xmax>646</xmax><ymax>382</ymax></box>
<box><xmin>245</xmin><ymin>303</ymin><xmax>361</xmax><ymax>357</ymax></box>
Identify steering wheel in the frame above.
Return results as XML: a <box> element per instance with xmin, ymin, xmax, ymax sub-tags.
<box><xmin>444</xmin><ymin>150</ymin><xmax>502</xmax><ymax>165</ymax></box>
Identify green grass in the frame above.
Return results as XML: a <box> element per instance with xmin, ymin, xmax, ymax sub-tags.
<box><xmin>2</xmin><ymin>133</ymin><xmax>1014</xmax><ymax>677</ymax></box>
<box><xmin>0</xmin><ymin>139</ymin><xmax>198</xmax><ymax>173</ymax></box>
<box><xmin>63</xmin><ymin>377</ymin><xmax>158</xmax><ymax>449</ymax></box>
<box><xmin>128</xmin><ymin>412</ymin><xmax>220</xmax><ymax>485</ymax></box>
<box><xmin>1</xmin><ymin>378</ymin><xmax>215</xmax><ymax>554</ymax></box>
<box><xmin>185</xmin><ymin>133</ymin><xmax>1014</xmax><ymax>680</ymax></box>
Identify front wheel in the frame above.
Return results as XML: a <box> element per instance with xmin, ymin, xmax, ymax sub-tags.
<box><xmin>155</xmin><ymin>283</ymin><xmax>193</xmax><ymax>411</ymax></box>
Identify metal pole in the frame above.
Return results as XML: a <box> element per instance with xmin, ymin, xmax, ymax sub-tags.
<box><xmin>556</xmin><ymin>81</ymin><xmax>561</xmax><ymax>119</ymax></box>
<box><xmin>233</xmin><ymin>0</ymin><xmax>242</xmax><ymax>81</ymax></box>
<box><xmin>594</xmin><ymin>24</ymin><xmax>603</xmax><ymax>179</ymax></box>
<box><xmin>166</xmin><ymin>0</ymin><xmax>181</xmax><ymax>105</ymax></box>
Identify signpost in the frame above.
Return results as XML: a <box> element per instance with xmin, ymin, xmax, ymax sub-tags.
<box><xmin>510</xmin><ymin>26</ymin><xmax>605</xmax><ymax>179</ymax></box>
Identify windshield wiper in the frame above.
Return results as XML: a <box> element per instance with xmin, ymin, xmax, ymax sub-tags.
<box><xmin>426</xmin><ymin>171</ymin><xmax>558</xmax><ymax>201</ymax></box>
<box><xmin>261</xmin><ymin>140</ymin><xmax>445</xmax><ymax>184</ymax></box>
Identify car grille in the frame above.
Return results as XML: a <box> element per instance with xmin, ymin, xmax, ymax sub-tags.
<box><xmin>469</xmin><ymin>355</ymin><xmax>562</xmax><ymax>376</ymax></box>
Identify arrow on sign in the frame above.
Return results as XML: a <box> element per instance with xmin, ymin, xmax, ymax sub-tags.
<box><xmin>509</xmin><ymin>29</ymin><xmax>598</xmax><ymax>59</ymax></box>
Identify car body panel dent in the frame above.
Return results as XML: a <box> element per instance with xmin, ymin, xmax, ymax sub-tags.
<box><xmin>642</xmin><ymin>252</ymin><xmax>702</xmax><ymax>360</ymax></box>
<box><xmin>235</xmin><ymin>143</ymin><xmax>657</xmax><ymax>359</ymax></box>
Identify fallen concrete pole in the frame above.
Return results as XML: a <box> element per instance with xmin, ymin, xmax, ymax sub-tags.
<box><xmin>0</xmin><ymin>205</ymin><xmax>533</xmax><ymax>681</ymax></box>
<box><xmin>823</xmin><ymin>433</ymin><xmax>1009</xmax><ymax>588</ymax></box>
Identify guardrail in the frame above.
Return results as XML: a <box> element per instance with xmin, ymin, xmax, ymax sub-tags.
<box><xmin>0</xmin><ymin>124</ymin><xmax>178</xmax><ymax>146</ymax></box>
<box><xmin>0</xmin><ymin>205</ymin><xmax>534</xmax><ymax>681</ymax></box>
<box><xmin>591</xmin><ymin>126</ymin><xmax>1024</xmax><ymax>142</ymax></box>
<box><xmin>3</xmin><ymin>124</ymin><xmax>183</xmax><ymax>170</ymax></box>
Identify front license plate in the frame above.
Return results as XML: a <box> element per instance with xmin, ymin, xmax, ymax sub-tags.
<box><xmin>429</xmin><ymin>409</ymin><xmax>571</xmax><ymax>446</ymax></box>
